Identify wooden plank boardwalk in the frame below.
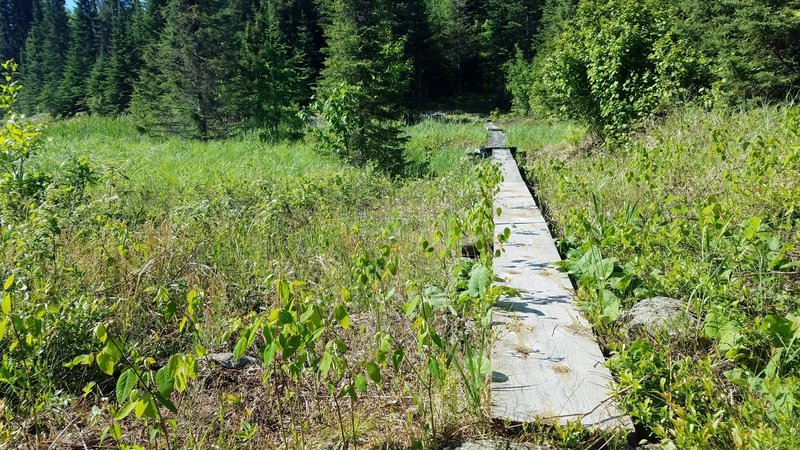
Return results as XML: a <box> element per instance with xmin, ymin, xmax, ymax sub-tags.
<box><xmin>487</xmin><ymin>124</ymin><xmax>631</xmax><ymax>431</ymax></box>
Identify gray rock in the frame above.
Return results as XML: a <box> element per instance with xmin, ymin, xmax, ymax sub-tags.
<box><xmin>623</xmin><ymin>297</ymin><xmax>695</xmax><ymax>336</ymax></box>
<box><xmin>208</xmin><ymin>352</ymin><xmax>259</xmax><ymax>369</ymax></box>
<box><xmin>445</xmin><ymin>441</ymin><xmax>551</xmax><ymax>450</ymax></box>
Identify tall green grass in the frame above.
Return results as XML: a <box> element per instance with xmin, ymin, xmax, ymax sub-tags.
<box><xmin>520</xmin><ymin>104</ymin><xmax>800</xmax><ymax>449</ymax></box>
<box><xmin>504</xmin><ymin>118</ymin><xmax>584</xmax><ymax>152</ymax></box>
<box><xmin>39</xmin><ymin>116</ymin><xmax>340</xmax><ymax>188</ymax></box>
<box><xmin>2</xmin><ymin>114</ymin><xmax>496</xmax><ymax>448</ymax></box>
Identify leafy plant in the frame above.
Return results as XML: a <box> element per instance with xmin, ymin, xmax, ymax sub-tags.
<box><xmin>531</xmin><ymin>0</ymin><xmax>710</xmax><ymax>139</ymax></box>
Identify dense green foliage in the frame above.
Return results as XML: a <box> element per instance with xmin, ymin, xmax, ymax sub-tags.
<box><xmin>18</xmin><ymin>0</ymin><xmax>69</xmax><ymax>114</ymax></box>
<box><xmin>537</xmin><ymin>0</ymin><xmax>708</xmax><ymax>137</ymax></box>
<box><xmin>6</xmin><ymin>0</ymin><xmax>543</xmax><ymax>136</ymax></box>
<box><xmin>3</xmin><ymin>0</ymin><xmax>800</xmax><ymax>446</ymax></box>
<box><xmin>232</xmin><ymin>0</ymin><xmax>305</xmax><ymax>140</ymax></box>
<box><xmin>1</xmin><ymin>61</ymin><xmax>511</xmax><ymax>446</ymax></box>
<box><xmin>0</xmin><ymin>0</ymin><xmax>35</xmax><ymax>63</ymax></box>
<box><xmin>512</xmin><ymin>106</ymin><xmax>800</xmax><ymax>448</ymax></box>
<box><xmin>313</xmin><ymin>0</ymin><xmax>410</xmax><ymax>173</ymax></box>
<box><xmin>509</xmin><ymin>0</ymin><xmax>800</xmax><ymax>138</ymax></box>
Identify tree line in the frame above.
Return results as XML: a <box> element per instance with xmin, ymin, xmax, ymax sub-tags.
<box><xmin>4</xmin><ymin>0</ymin><xmax>797</xmax><ymax>144</ymax></box>
<box><xmin>1</xmin><ymin>0</ymin><xmax>542</xmax><ymax>140</ymax></box>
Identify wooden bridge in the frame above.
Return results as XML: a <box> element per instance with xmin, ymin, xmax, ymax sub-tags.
<box><xmin>486</xmin><ymin>123</ymin><xmax>631</xmax><ymax>431</ymax></box>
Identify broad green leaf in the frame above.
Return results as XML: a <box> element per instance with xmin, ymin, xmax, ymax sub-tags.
<box><xmin>392</xmin><ymin>349</ymin><xmax>405</xmax><ymax>370</ymax></box>
<box><xmin>379</xmin><ymin>334</ymin><xmax>392</xmax><ymax>353</ymax></box>
<box><xmin>3</xmin><ymin>274</ymin><xmax>14</xmax><ymax>290</ymax></box>
<box><xmin>743</xmin><ymin>216</ymin><xmax>762</xmax><ymax>240</ymax></box>
<box><xmin>154</xmin><ymin>391</ymin><xmax>177</xmax><ymax>414</ymax></box>
<box><xmin>703</xmin><ymin>311</ymin><xmax>742</xmax><ymax>352</ymax></box>
<box><xmin>278</xmin><ymin>309</ymin><xmax>294</xmax><ymax>325</ymax></box>
<box><xmin>114</xmin><ymin>401</ymin><xmax>136</xmax><ymax>421</ymax></box>
<box><xmin>134</xmin><ymin>398</ymin><xmax>147</xmax><ymax>418</ymax></box>
<box><xmin>156</xmin><ymin>366</ymin><xmax>174</xmax><ymax>396</ymax></box>
<box><xmin>116</xmin><ymin>368</ymin><xmax>137</xmax><ymax>403</ymax></box>
<box><xmin>94</xmin><ymin>323</ymin><xmax>108</xmax><ymax>343</ymax></box>
<box><xmin>167</xmin><ymin>354</ymin><xmax>180</xmax><ymax>376</ymax></box>
<box><xmin>467</xmin><ymin>264</ymin><xmax>492</xmax><ymax>298</ymax></box>
<box><xmin>403</xmin><ymin>297</ymin><xmax>419</xmax><ymax>316</ymax></box>
<box><xmin>366</xmin><ymin>361</ymin><xmax>381</xmax><ymax>384</ymax></box>
<box><xmin>300</xmin><ymin>305</ymin><xmax>317</xmax><ymax>324</ymax></box>
<box><xmin>763</xmin><ymin>315</ymin><xmax>796</xmax><ymax>344</ymax></box>
<box><xmin>334</xmin><ymin>304</ymin><xmax>350</xmax><ymax>329</ymax></box>
<box><xmin>96</xmin><ymin>350</ymin><xmax>115</xmax><ymax>375</ymax></box>
<box><xmin>600</xmin><ymin>290</ymin><xmax>621</xmax><ymax>322</ymax></box>
<box><xmin>319</xmin><ymin>350</ymin><xmax>333</xmax><ymax>379</ymax></box>
<box><xmin>280</xmin><ymin>335</ymin><xmax>302</xmax><ymax>359</ymax></box>
<box><xmin>424</xmin><ymin>286</ymin><xmax>449</xmax><ymax>308</ymax></box>
<box><xmin>104</xmin><ymin>340</ymin><xmax>123</xmax><ymax>362</ymax></box>
<box><xmin>1</xmin><ymin>293</ymin><xmax>10</xmax><ymax>315</ymax></box>
<box><xmin>261</xmin><ymin>343</ymin><xmax>277</xmax><ymax>367</ymax></box>
<box><xmin>233</xmin><ymin>337</ymin><xmax>248</xmax><ymax>360</ymax></box>
<box><xmin>135</xmin><ymin>394</ymin><xmax>158</xmax><ymax>420</ymax></box>
<box><xmin>354</xmin><ymin>374</ymin><xmax>367</xmax><ymax>393</ymax></box>
<box><xmin>428</xmin><ymin>356</ymin><xmax>441</xmax><ymax>380</ymax></box>
<box><xmin>723</xmin><ymin>368</ymin><xmax>748</xmax><ymax>386</ymax></box>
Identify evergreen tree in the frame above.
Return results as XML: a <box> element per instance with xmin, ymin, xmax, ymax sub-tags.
<box><xmin>20</xmin><ymin>0</ymin><xmax>69</xmax><ymax>114</ymax></box>
<box><xmin>391</xmin><ymin>0</ymin><xmax>439</xmax><ymax>102</ymax></box>
<box><xmin>233</xmin><ymin>0</ymin><xmax>304</xmax><ymax>139</ymax></box>
<box><xmin>130</xmin><ymin>0</ymin><xmax>235</xmax><ymax>138</ymax></box>
<box><xmin>435</xmin><ymin>0</ymin><xmax>482</xmax><ymax>95</ymax></box>
<box><xmin>105</xmin><ymin>1</ymin><xmax>140</xmax><ymax>112</ymax></box>
<box><xmin>0</xmin><ymin>0</ymin><xmax>36</xmax><ymax>62</ymax></box>
<box><xmin>58</xmin><ymin>0</ymin><xmax>98</xmax><ymax>115</ymax></box>
<box><xmin>277</xmin><ymin>0</ymin><xmax>324</xmax><ymax>99</ymax></box>
<box><xmin>479</xmin><ymin>0</ymin><xmax>538</xmax><ymax>99</ymax></box>
<box><xmin>87</xmin><ymin>0</ymin><xmax>141</xmax><ymax>114</ymax></box>
<box><xmin>675</xmin><ymin>0</ymin><xmax>800</xmax><ymax>102</ymax></box>
<box><xmin>316</xmin><ymin>0</ymin><xmax>411</xmax><ymax>173</ymax></box>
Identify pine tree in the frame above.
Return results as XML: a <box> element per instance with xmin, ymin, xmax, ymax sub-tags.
<box><xmin>130</xmin><ymin>0</ymin><xmax>235</xmax><ymax>138</ymax></box>
<box><xmin>105</xmin><ymin>1</ymin><xmax>140</xmax><ymax>112</ymax></box>
<box><xmin>20</xmin><ymin>0</ymin><xmax>69</xmax><ymax>114</ymax></box>
<box><xmin>0</xmin><ymin>0</ymin><xmax>36</xmax><ymax>62</ymax></box>
<box><xmin>87</xmin><ymin>0</ymin><xmax>141</xmax><ymax>114</ymax></box>
<box><xmin>273</xmin><ymin>0</ymin><xmax>324</xmax><ymax>99</ymax></box>
<box><xmin>480</xmin><ymin>0</ymin><xmax>539</xmax><ymax>99</ymax></box>
<box><xmin>233</xmin><ymin>0</ymin><xmax>304</xmax><ymax>140</ymax></box>
<box><xmin>391</xmin><ymin>0</ymin><xmax>439</xmax><ymax>103</ymax></box>
<box><xmin>57</xmin><ymin>0</ymin><xmax>98</xmax><ymax>115</ymax></box>
<box><xmin>435</xmin><ymin>0</ymin><xmax>481</xmax><ymax>95</ymax></box>
<box><xmin>316</xmin><ymin>0</ymin><xmax>411</xmax><ymax>173</ymax></box>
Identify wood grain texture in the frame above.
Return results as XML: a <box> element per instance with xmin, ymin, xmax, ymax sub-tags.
<box><xmin>489</xmin><ymin>141</ymin><xmax>631</xmax><ymax>431</ymax></box>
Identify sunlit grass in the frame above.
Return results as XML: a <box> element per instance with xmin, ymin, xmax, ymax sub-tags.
<box><xmin>39</xmin><ymin>116</ymin><xmax>340</xmax><ymax>188</ymax></box>
<box><xmin>38</xmin><ymin>115</ymin><xmax>485</xmax><ymax>187</ymax></box>
<box><xmin>504</xmin><ymin>118</ymin><xmax>584</xmax><ymax>152</ymax></box>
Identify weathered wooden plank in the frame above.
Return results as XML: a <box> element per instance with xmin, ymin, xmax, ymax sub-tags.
<box><xmin>489</xmin><ymin>140</ymin><xmax>631</xmax><ymax>431</ymax></box>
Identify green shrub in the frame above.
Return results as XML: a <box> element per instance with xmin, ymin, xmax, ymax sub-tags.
<box><xmin>674</xmin><ymin>0</ymin><xmax>800</xmax><ymax>104</ymax></box>
<box><xmin>533</xmin><ymin>0</ymin><xmax>710</xmax><ymax>139</ymax></box>
<box><xmin>504</xmin><ymin>48</ymin><xmax>536</xmax><ymax>115</ymax></box>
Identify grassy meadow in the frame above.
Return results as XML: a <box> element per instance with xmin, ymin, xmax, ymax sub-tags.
<box><xmin>1</xmin><ymin>115</ymin><xmax>507</xmax><ymax>448</ymax></box>
<box><xmin>507</xmin><ymin>106</ymin><xmax>800</xmax><ymax>448</ymax></box>
<box><xmin>7</xmin><ymin>102</ymin><xmax>800</xmax><ymax>449</ymax></box>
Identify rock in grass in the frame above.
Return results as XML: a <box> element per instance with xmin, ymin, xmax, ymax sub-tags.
<box><xmin>623</xmin><ymin>297</ymin><xmax>695</xmax><ymax>337</ymax></box>
<box><xmin>209</xmin><ymin>352</ymin><xmax>259</xmax><ymax>370</ymax></box>
<box><xmin>445</xmin><ymin>441</ymin><xmax>551</xmax><ymax>450</ymax></box>
<box><xmin>461</xmin><ymin>236</ymin><xmax>480</xmax><ymax>259</ymax></box>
